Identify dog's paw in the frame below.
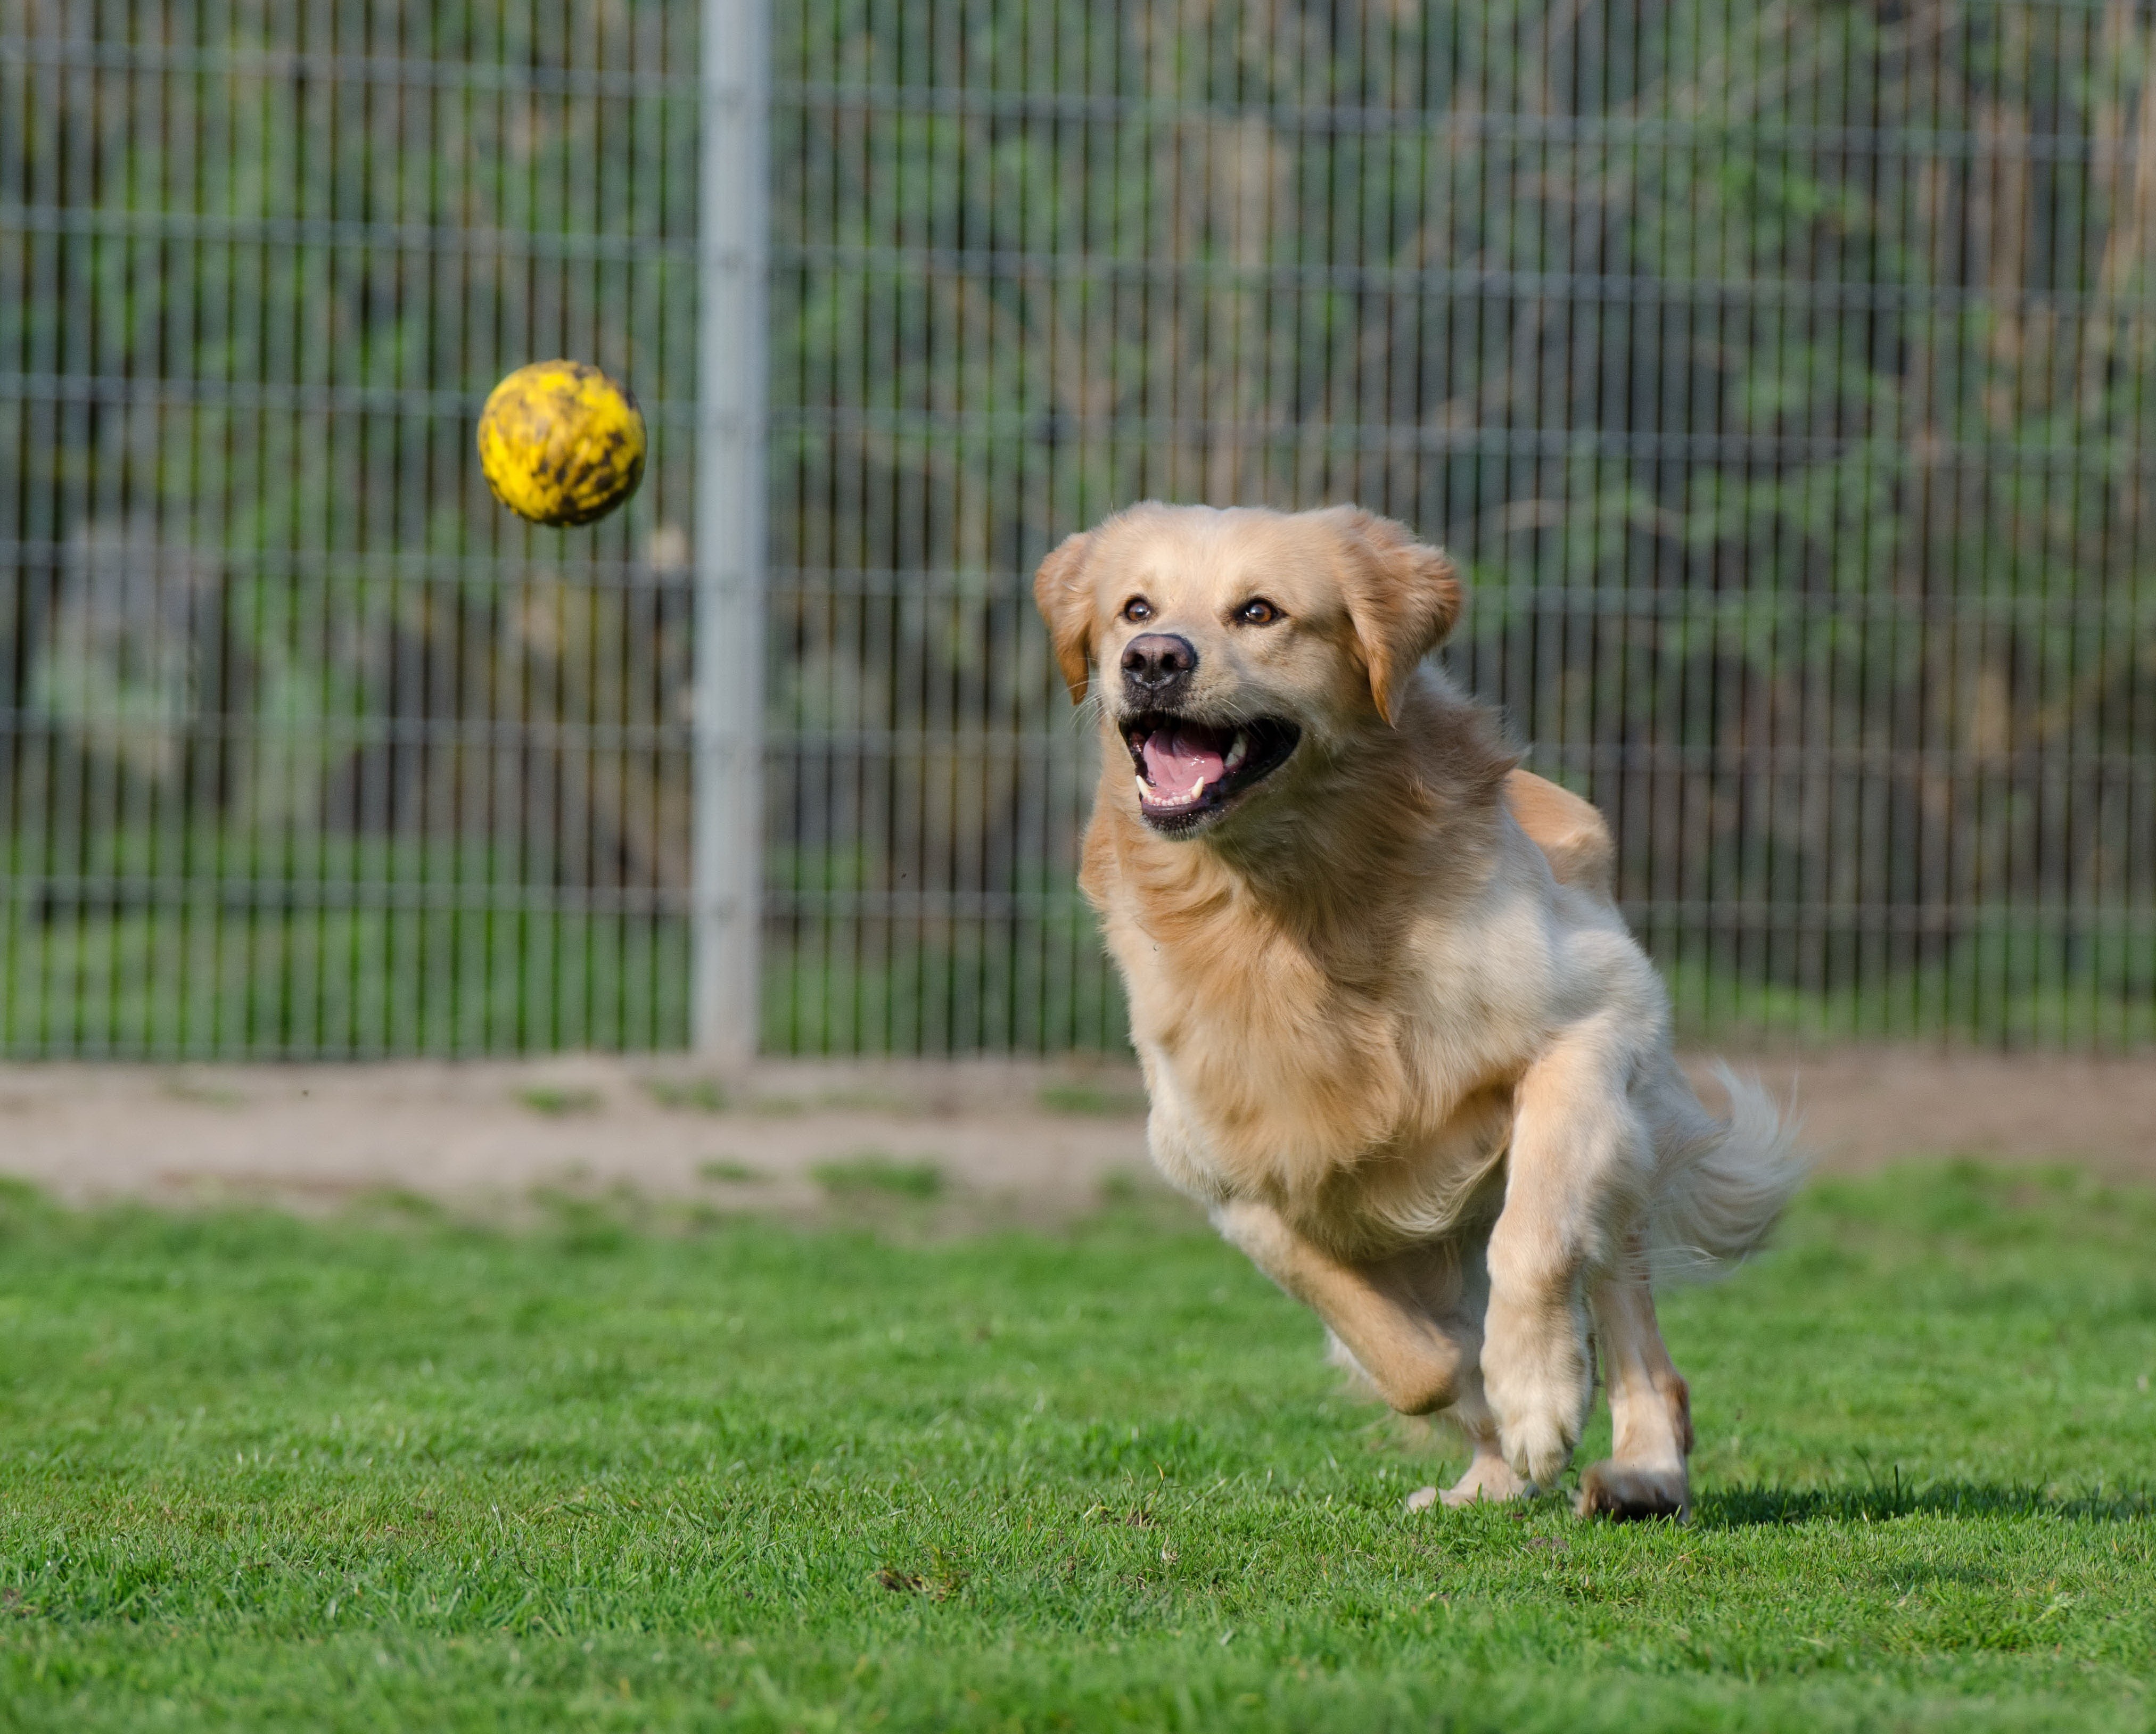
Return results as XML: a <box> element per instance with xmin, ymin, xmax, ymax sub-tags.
<box><xmin>1496</xmin><ymin>1408</ymin><xmax>1577</xmax><ymax>1489</ymax></box>
<box><xmin>1440</xmin><ymin>1451</ymin><xmax>1529</xmax><ymax>1507</ymax></box>
<box><xmin>1575</xmin><ymin>1458</ymin><xmax>1689</xmax><ymax>1521</ymax></box>
<box><xmin>1482</xmin><ymin>1309</ymin><xmax>1591</xmax><ymax>1489</ymax></box>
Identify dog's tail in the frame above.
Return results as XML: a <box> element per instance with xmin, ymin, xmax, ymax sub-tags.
<box><xmin>1645</xmin><ymin>1064</ymin><xmax>1807</xmax><ymax>1281</ymax></box>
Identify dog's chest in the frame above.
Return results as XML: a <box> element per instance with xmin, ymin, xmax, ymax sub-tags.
<box><xmin>1139</xmin><ymin>1033</ymin><xmax>1518</xmax><ymax>1262</ymax></box>
<box><xmin>1110</xmin><ymin>897</ymin><xmax>1517</xmax><ymax>1210</ymax></box>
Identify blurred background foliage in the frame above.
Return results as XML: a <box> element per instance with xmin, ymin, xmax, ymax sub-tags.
<box><xmin>3</xmin><ymin>0</ymin><xmax>2153</xmax><ymax>1054</ymax></box>
<box><xmin>769</xmin><ymin>0</ymin><xmax>2156</xmax><ymax>1051</ymax></box>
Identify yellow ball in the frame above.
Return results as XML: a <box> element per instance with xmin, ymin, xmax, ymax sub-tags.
<box><xmin>476</xmin><ymin>360</ymin><xmax>647</xmax><ymax>527</ymax></box>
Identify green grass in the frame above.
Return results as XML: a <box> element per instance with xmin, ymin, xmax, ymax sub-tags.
<box><xmin>1</xmin><ymin>898</ymin><xmax>693</xmax><ymax>1059</ymax></box>
<box><xmin>808</xmin><ymin>1154</ymin><xmax>947</xmax><ymax>1201</ymax></box>
<box><xmin>10</xmin><ymin>878</ymin><xmax>2155</xmax><ymax>1062</ymax></box>
<box><xmin>1039</xmin><ymin>1080</ymin><xmax>1150</xmax><ymax>1117</ymax></box>
<box><xmin>647</xmin><ymin>1078</ymin><xmax>733</xmax><ymax>1114</ymax></box>
<box><xmin>694</xmin><ymin>1160</ymin><xmax>767</xmax><ymax>1185</ymax></box>
<box><xmin>2</xmin><ymin>1165</ymin><xmax>2153</xmax><ymax>1732</ymax></box>
<box><xmin>513</xmin><ymin>1086</ymin><xmax>606</xmax><ymax>1118</ymax></box>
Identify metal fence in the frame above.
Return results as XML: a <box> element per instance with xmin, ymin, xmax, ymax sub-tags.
<box><xmin>5</xmin><ymin>0</ymin><xmax>2155</xmax><ymax>1058</ymax></box>
<box><xmin>2</xmin><ymin>1</ymin><xmax>705</xmax><ymax>1056</ymax></box>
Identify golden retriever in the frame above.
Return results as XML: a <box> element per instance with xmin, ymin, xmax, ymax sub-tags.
<box><xmin>1034</xmin><ymin>502</ymin><xmax>1801</xmax><ymax>1517</ymax></box>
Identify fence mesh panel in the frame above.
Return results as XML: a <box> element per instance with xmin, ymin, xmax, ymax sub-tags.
<box><xmin>2</xmin><ymin>3</ymin><xmax>702</xmax><ymax>1055</ymax></box>
<box><xmin>769</xmin><ymin>0</ymin><xmax>2156</xmax><ymax>1054</ymax></box>
<box><xmin>5</xmin><ymin>0</ymin><xmax>2154</xmax><ymax>1056</ymax></box>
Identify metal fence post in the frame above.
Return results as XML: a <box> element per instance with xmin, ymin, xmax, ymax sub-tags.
<box><xmin>694</xmin><ymin>0</ymin><xmax>770</xmax><ymax>1064</ymax></box>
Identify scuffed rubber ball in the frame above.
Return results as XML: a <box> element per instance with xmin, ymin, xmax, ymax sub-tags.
<box><xmin>476</xmin><ymin>359</ymin><xmax>647</xmax><ymax>527</ymax></box>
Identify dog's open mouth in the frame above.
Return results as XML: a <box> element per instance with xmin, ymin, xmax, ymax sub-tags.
<box><xmin>1123</xmin><ymin>713</ymin><xmax>1301</xmax><ymax>832</ymax></box>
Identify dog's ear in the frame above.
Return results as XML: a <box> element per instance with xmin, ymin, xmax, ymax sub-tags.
<box><xmin>1033</xmin><ymin>529</ymin><xmax>1097</xmax><ymax>704</ymax></box>
<box><xmin>1331</xmin><ymin>508</ymin><xmax>1462</xmax><ymax>726</ymax></box>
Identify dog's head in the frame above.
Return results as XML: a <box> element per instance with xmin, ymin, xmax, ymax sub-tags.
<box><xmin>1033</xmin><ymin>503</ymin><xmax>1461</xmax><ymax>838</ymax></box>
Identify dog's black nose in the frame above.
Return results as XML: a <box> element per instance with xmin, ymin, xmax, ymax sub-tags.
<box><xmin>1121</xmin><ymin>632</ymin><xmax>1197</xmax><ymax>695</ymax></box>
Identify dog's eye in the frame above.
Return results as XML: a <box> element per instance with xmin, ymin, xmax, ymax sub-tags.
<box><xmin>1235</xmin><ymin>598</ymin><xmax>1283</xmax><ymax>626</ymax></box>
<box><xmin>1122</xmin><ymin>597</ymin><xmax>1153</xmax><ymax>623</ymax></box>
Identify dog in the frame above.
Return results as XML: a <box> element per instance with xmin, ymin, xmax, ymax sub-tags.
<box><xmin>1034</xmin><ymin>502</ymin><xmax>1801</xmax><ymax>1516</ymax></box>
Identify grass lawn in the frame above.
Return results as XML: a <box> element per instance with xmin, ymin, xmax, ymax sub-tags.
<box><xmin>3</xmin><ymin>1163</ymin><xmax>2153</xmax><ymax>1732</ymax></box>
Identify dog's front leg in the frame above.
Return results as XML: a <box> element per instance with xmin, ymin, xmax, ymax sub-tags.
<box><xmin>1483</xmin><ymin>1014</ymin><xmax>1652</xmax><ymax>1489</ymax></box>
<box><xmin>1211</xmin><ymin>1199</ymin><xmax>1470</xmax><ymax>1416</ymax></box>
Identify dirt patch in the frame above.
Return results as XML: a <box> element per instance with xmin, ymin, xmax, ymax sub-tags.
<box><xmin>0</xmin><ymin>1055</ymin><xmax>1153</xmax><ymax>1221</ymax></box>
<box><xmin>1711</xmin><ymin>1048</ymin><xmax>2156</xmax><ymax>1178</ymax></box>
<box><xmin>0</xmin><ymin>1047</ymin><xmax>2147</xmax><ymax>1220</ymax></box>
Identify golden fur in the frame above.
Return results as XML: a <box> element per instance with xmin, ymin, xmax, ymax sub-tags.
<box><xmin>1036</xmin><ymin>502</ymin><xmax>1802</xmax><ymax>1516</ymax></box>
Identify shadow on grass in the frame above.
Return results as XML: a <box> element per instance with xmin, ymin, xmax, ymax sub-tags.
<box><xmin>1697</xmin><ymin>1476</ymin><xmax>2154</xmax><ymax>1527</ymax></box>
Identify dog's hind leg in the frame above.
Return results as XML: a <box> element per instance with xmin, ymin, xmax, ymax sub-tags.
<box><xmin>1575</xmin><ymin>1265</ymin><xmax>1692</xmax><ymax>1519</ymax></box>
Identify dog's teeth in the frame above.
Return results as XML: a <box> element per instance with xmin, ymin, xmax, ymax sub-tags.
<box><xmin>1224</xmin><ymin>731</ymin><xmax>1248</xmax><ymax>771</ymax></box>
<box><xmin>1135</xmin><ymin>775</ymin><xmax>1151</xmax><ymax>801</ymax></box>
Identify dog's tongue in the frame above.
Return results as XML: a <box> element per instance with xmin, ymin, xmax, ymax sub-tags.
<box><xmin>1141</xmin><ymin>724</ymin><xmax>1227</xmax><ymax>795</ymax></box>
